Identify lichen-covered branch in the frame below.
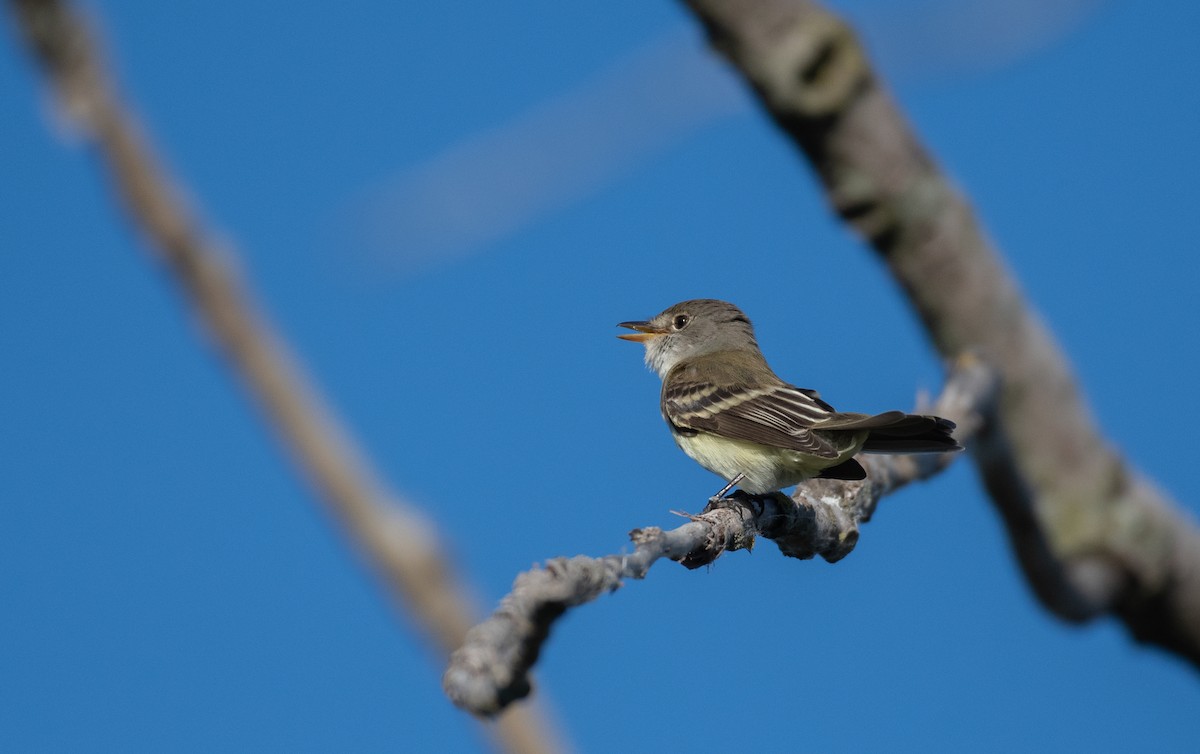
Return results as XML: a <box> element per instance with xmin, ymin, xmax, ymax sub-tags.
<box><xmin>7</xmin><ymin>2</ymin><xmax>565</xmax><ymax>751</ymax></box>
<box><xmin>445</xmin><ymin>356</ymin><xmax>996</xmax><ymax>716</ymax></box>
<box><xmin>680</xmin><ymin>0</ymin><xmax>1200</xmax><ymax>666</ymax></box>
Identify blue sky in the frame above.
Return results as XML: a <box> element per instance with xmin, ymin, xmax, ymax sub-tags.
<box><xmin>2</xmin><ymin>1</ymin><xmax>1198</xmax><ymax>751</ymax></box>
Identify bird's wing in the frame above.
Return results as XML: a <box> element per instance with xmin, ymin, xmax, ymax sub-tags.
<box><xmin>662</xmin><ymin>379</ymin><xmax>843</xmax><ymax>458</ymax></box>
<box><xmin>810</xmin><ymin>410</ymin><xmax>910</xmax><ymax>430</ymax></box>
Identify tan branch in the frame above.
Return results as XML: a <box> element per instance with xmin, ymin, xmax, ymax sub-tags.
<box><xmin>8</xmin><ymin>1</ymin><xmax>568</xmax><ymax>751</ymax></box>
<box><xmin>445</xmin><ymin>357</ymin><xmax>996</xmax><ymax>716</ymax></box>
<box><xmin>680</xmin><ymin>0</ymin><xmax>1200</xmax><ymax>666</ymax></box>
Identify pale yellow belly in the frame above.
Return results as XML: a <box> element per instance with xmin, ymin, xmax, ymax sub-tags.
<box><xmin>672</xmin><ymin>430</ymin><xmax>866</xmax><ymax>494</ymax></box>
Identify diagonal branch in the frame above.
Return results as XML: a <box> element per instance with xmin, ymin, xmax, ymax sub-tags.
<box><xmin>445</xmin><ymin>356</ymin><xmax>997</xmax><ymax>716</ymax></box>
<box><xmin>679</xmin><ymin>0</ymin><xmax>1200</xmax><ymax>666</ymax></box>
<box><xmin>7</xmin><ymin>2</ymin><xmax>567</xmax><ymax>752</ymax></box>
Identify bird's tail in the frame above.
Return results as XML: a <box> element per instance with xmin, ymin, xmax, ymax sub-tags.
<box><xmin>860</xmin><ymin>412</ymin><xmax>961</xmax><ymax>453</ymax></box>
<box><xmin>817</xmin><ymin>410</ymin><xmax>961</xmax><ymax>453</ymax></box>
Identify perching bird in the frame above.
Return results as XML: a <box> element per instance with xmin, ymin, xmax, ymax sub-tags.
<box><xmin>617</xmin><ymin>299</ymin><xmax>959</xmax><ymax>495</ymax></box>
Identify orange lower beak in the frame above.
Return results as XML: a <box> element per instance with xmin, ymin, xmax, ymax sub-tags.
<box><xmin>617</xmin><ymin>320</ymin><xmax>666</xmax><ymax>343</ymax></box>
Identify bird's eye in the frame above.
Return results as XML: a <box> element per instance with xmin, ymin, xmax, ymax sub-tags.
<box><xmin>672</xmin><ymin>314</ymin><xmax>690</xmax><ymax>330</ymax></box>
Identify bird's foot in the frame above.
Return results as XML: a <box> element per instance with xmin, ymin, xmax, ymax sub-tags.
<box><xmin>703</xmin><ymin>489</ymin><xmax>759</xmax><ymax>517</ymax></box>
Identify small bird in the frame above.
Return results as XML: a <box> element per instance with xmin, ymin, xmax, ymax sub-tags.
<box><xmin>618</xmin><ymin>299</ymin><xmax>959</xmax><ymax>496</ymax></box>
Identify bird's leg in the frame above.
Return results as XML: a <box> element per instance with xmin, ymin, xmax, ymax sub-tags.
<box><xmin>702</xmin><ymin>475</ymin><xmax>758</xmax><ymax>519</ymax></box>
<box><xmin>709</xmin><ymin>473</ymin><xmax>745</xmax><ymax>504</ymax></box>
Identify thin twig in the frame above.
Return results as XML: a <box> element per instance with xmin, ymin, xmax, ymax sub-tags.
<box><xmin>445</xmin><ymin>356</ymin><xmax>997</xmax><ymax>716</ymax></box>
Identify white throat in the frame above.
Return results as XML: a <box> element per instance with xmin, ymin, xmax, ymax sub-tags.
<box><xmin>643</xmin><ymin>336</ymin><xmax>689</xmax><ymax>379</ymax></box>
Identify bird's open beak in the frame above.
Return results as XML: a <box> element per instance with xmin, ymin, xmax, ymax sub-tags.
<box><xmin>617</xmin><ymin>320</ymin><xmax>666</xmax><ymax>343</ymax></box>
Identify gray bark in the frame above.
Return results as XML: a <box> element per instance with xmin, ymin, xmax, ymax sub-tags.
<box><xmin>681</xmin><ymin>0</ymin><xmax>1200</xmax><ymax>664</ymax></box>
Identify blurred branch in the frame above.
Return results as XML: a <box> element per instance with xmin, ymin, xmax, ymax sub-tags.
<box><xmin>445</xmin><ymin>357</ymin><xmax>996</xmax><ymax>716</ymax></box>
<box><xmin>7</xmin><ymin>1</ymin><xmax>566</xmax><ymax>751</ymax></box>
<box><xmin>679</xmin><ymin>0</ymin><xmax>1200</xmax><ymax>666</ymax></box>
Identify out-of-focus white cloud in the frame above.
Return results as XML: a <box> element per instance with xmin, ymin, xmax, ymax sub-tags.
<box><xmin>852</xmin><ymin>0</ymin><xmax>1110</xmax><ymax>80</ymax></box>
<box><xmin>350</xmin><ymin>31</ymin><xmax>745</xmax><ymax>274</ymax></box>
<box><xmin>347</xmin><ymin>0</ymin><xmax>1107</xmax><ymax>276</ymax></box>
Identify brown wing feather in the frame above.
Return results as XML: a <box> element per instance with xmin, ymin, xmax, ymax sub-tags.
<box><xmin>661</xmin><ymin>356</ymin><xmax>959</xmax><ymax>457</ymax></box>
<box><xmin>662</xmin><ymin>378</ymin><xmax>844</xmax><ymax>459</ymax></box>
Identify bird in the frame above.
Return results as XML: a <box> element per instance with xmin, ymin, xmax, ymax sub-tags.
<box><xmin>617</xmin><ymin>299</ymin><xmax>959</xmax><ymax>496</ymax></box>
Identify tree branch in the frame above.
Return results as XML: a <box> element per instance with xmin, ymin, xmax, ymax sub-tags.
<box><xmin>445</xmin><ymin>356</ymin><xmax>997</xmax><ymax>716</ymax></box>
<box><xmin>7</xmin><ymin>2</ymin><xmax>567</xmax><ymax>751</ymax></box>
<box><xmin>679</xmin><ymin>0</ymin><xmax>1200</xmax><ymax>665</ymax></box>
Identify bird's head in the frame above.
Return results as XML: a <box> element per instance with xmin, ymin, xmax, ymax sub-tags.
<box><xmin>617</xmin><ymin>298</ymin><xmax>758</xmax><ymax>378</ymax></box>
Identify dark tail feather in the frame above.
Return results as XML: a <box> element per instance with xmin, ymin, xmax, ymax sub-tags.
<box><xmin>817</xmin><ymin>457</ymin><xmax>867</xmax><ymax>480</ymax></box>
<box><xmin>860</xmin><ymin>414</ymin><xmax>961</xmax><ymax>453</ymax></box>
